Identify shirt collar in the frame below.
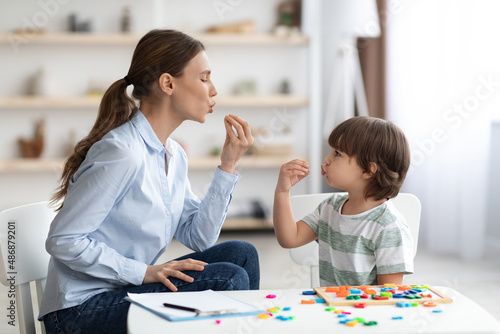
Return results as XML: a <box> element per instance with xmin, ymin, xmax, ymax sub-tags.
<box><xmin>164</xmin><ymin>138</ymin><xmax>175</xmax><ymax>156</ymax></box>
<box><xmin>131</xmin><ymin>109</ymin><xmax>166</xmax><ymax>154</ymax></box>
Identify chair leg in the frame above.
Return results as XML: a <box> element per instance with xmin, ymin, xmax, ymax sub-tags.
<box><xmin>35</xmin><ymin>280</ymin><xmax>46</xmax><ymax>334</ymax></box>
<box><xmin>16</xmin><ymin>283</ymin><xmax>36</xmax><ymax>334</ymax></box>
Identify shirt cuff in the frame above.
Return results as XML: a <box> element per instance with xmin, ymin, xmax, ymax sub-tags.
<box><xmin>120</xmin><ymin>257</ymin><xmax>148</xmax><ymax>286</ymax></box>
<box><xmin>212</xmin><ymin>166</ymin><xmax>240</xmax><ymax>196</ymax></box>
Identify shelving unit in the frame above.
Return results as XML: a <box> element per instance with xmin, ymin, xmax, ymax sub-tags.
<box><xmin>0</xmin><ymin>33</ymin><xmax>310</xmax><ymax>177</ymax></box>
<box><xmin>0</xmin><ymin>1</ymin><xmax>314</xmax><ymax>230</ymax></box>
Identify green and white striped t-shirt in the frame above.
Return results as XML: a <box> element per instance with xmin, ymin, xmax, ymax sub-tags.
<box><xmin>302</xmin><ymin>193</ymin><xmax>414</xmax><ymax>287</ymax></box>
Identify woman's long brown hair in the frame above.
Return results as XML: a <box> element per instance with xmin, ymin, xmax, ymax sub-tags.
<box><xmin>51</xmin><ymin>30</ymin><xmax>205</xmax><ymax>210</ymax></box>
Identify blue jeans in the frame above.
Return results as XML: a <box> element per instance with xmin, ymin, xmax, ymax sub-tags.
<box><xmin>42</xmin><ymin>240</ymin><xmax>259</xmax><ymax>334</ymax></box>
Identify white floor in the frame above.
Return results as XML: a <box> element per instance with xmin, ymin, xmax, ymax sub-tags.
<box><xmin>1</xmin><ymin>231</ymin><xmax>499</xmax><ymax>333</ymax></box>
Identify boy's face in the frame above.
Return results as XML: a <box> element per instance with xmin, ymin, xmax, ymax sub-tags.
<box><xmin>322</xmin><ymin>148</ymin><xmax>366</xmax><ymax>193</ymax></box>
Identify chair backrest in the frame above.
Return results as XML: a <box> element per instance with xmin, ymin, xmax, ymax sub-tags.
<box><xmin>289</xmin><ymin>192</ymin><xmax>421</xmax><ymax>286</ymax></box>
<box><xmin>388</xmin><ymin>193</ymin><xmax>421</xmax><ymax>255</ymax></box>
<box><xmin>0</xmin><ymin>201</ymin><xmax>55</xmax><ymax>334</ymax></box>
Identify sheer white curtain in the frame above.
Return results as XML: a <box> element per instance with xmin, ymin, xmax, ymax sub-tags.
<box><xmin>386</xmin><ymin>0</ymin><xmax>500</xmax><ymax>260</ymax></box>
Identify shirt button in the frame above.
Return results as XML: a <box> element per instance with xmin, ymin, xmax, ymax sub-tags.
<box><xmin>166</xmin><ymin>211</ymin><xmax>171</xmax><ymax>216</ymax></box>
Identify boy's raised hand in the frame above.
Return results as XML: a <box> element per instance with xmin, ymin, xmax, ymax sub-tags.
<box><xmin>276</xmin><ymin>159</ymin><xmax>310</xmax><ymax>193</ymax></box>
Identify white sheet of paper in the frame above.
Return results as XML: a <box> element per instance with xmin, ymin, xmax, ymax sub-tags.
<box><xmin>127</xmin><ymin>289</ymin><xmax>261</xmax><ymax>320</ymax></box>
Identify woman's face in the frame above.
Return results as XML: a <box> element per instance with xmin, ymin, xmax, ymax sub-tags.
<box><xmin>171</xmin><ymin>51</ymin><xmax>217</xmax><ymax>123</ymax></box>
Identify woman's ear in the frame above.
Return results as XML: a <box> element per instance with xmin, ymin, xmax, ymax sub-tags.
<box><xmin>158</xmin><ymin>73</ymin><xmax>174</xmax><ymax>95</ymax></box>
<box><xmin>363</xmin><ymin>162</ymin><xmax>378</xmax><ymax>179</ymax></box>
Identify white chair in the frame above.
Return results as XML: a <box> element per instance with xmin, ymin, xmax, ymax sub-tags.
<box><xmin>289</xmin><ymin>192</ymin><xmax>421</xmax><ymax>287</ymax></box>
<box><xmin>0</xmin><ymin>201</ymin><xmax>56</xmax><ymax>334</ymax></box>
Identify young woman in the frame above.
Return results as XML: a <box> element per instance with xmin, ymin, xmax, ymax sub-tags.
<box><xmin>39</xmin><ymin>29</ymin><xmax>259</xmax><ymax>333</ymax></box>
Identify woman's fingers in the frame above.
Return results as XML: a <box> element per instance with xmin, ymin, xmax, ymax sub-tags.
<box><xmin>224</xmin><ymin>115</ymin><xmax>243</xmax><ymax>142</ymax></box>
<box><xmin>162</xmin><ymin>267</ymin><xmax>195</xmax><ymax>284</ymax></box>
<box><xmin>158</xmin><ymin>259</ymin><xmax>206</xmax><ymax>289</ymax></box>
<box><xmin>143</xmin><ymin>258</ymin><xmax>207</xmax><ymax>290</ymax></box>
<box><xmin>167</xmin><ymin>258</ymin><xmax>207</xmax><ymax>272</ymax></box>
<box><xmin>160</xmin><ymin>277</ymin><xmax>178</xmax><ymax>292</ymax></box>
<box><xmin>224</xmin><ymin>114</ymin><xmax>253</xmax><ymax>146</ymax></box>
<box><xmin>224</xmin><ymin>116</ymin><xmax>238</xmax><ymax>141</ymax></box>
<box><xmin>228</xmin><ymin>114</ymin><xmax>252</xmax><ymax>141</ymax></box>
<box><xmin>220</xmin><ymin>115</ymin><xmax>254</xmax><ymax>174</ymax></box>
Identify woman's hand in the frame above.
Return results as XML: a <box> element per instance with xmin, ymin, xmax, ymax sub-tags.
<box><xmin>220</xmin><ymin>114</ymin><xmax>254</xmax><ymax>174</ymax></box>
<box><xmin>276</xmin><ymin>159</ymin><xmax>310</xmax><ymax>193</ymax></box>
<box><xmin>142</xmin><ymin>258</ymin><xmax>207</xmax><ymax>292</ymax></box>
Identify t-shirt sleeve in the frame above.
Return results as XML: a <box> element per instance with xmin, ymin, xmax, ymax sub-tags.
<box><xmin>300</xmin><ymin>196</ymin><xmax>334</xmax><ymax>236</ymax></box>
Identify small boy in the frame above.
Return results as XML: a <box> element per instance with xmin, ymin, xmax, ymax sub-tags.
<box><xmin>273</xmin><ymin>116</ymin><xmax>413</xmax><ymax>286</ymax></box>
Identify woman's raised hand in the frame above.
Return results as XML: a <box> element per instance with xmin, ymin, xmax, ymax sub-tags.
<box><xmin>142</xmin><ymin>258</ymin><xmax>207</xmax><ymax>292</ymax></box>
<box><xmin>220</xmin><ymin>114</ymin><xmax>254</xmax><ymax>174</ymax></box>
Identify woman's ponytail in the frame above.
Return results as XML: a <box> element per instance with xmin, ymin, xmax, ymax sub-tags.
<box><xmin>51</xmin><ymin>79</ymin><xmax>136</xmax><ymax>210</ymax></box>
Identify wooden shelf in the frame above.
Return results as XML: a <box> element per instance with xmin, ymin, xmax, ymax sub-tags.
<box><xmin>0</xmin><ymin>158</ymin><xmax>64</xmax><ymax>173</ymax></box>
<box><xmin>0</xmin><ymin>95</ymin><xmax>308</xmax><ymax>109</ymax></box>
<box><xmin>0</xmin><ymin>33</ymin><xmax>308</xmax><ymax>46</ymax></box>
<box><xmin>0</xmin><ymin>96</ymin><xmax>102</xmax><ymax>109</ymax></box>
<box><xmin>189</xmin><ymin>155</ymin><xmax>307</xmax><ymax>169</ymax></box>
<box><xmin>221</xmin><ymin>217</ymin><xmax>273</xmax><ymax>231</ymax></box>
<box><xmin>0</xmin><ymin>155</ymin><xmax>306</xmax><ymax>173</ymax></box>
<box><xmin>1</xmin><ymin>33</ymin><xmax>140</xmax><ymax>46</ymax></box>
<box><xmin>215</xmin><ymin>95</ymin><xmax>308</xmax><ymax>107</ymax></box>
<box><xmin>197</xmin><ymin>33</ymin><xmax>309</xmax><ymax>46</ymax></box>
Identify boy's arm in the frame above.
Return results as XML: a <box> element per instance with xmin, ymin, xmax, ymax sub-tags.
<box><xmin>377</xmin><ymin>272</ymin><xmax>404</xmax><ymax>285</ymax></box>
<box><xmin>273</xmin><ymin>191</ymin><xmax>318</xmax><ymax>248</ymax></box>
<box><xmin>273</xmin><ymin>159</ymin><xmax>317</xmax><ymax>248</ymax></box>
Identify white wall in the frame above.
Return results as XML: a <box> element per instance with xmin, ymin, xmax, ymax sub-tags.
<box><xmin>387</xmin><ymin>0</ymin><xmax>500</xmax><ymax>260</ymax></box>
<box><xmin>487</xmin><ymin>120</ymin><xmax>500</xmax><ymax>248</ymax></box>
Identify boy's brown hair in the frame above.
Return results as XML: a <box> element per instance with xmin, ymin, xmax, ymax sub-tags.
<box><xmin>328</xmin><ymin>116</ymin><xmax>410</xmax><ymax>200</ymax></box>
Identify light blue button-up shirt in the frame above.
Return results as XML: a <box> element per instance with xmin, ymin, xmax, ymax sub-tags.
<box><xmin>39</xmin><ymin>110</ymin><xmax>239</xmax><ymax>318</ymax></box>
